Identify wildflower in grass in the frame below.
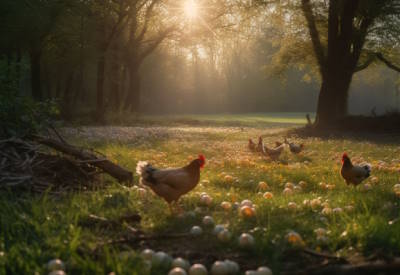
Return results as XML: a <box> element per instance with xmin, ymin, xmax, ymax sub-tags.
<box><xmin>286</xmin><ymin>231</ymin><xmax>305</xmax><ymax>247</ymax></box>
<box><xmin>240</xmin><ymin>205</ymin><xmax>256</xmax><ymax>218</ymax></box>
<box><xmin>321</xmin><ymin>207</ymin><xmax>332</xmax><ymax>215</ymax></box>
<box><xmin>263</xmin><ymin>192</ymin><xmax>274</xmax><ymax>199</ymax></box>
<box><xmin>220</xmin><ymin>201</ymin><xmax>232</xmax><ymax>211</ymax></box>
<box><xmin>258</xmin><ymin>181</ymin><xmax>269</xmax><ymax>190</ymax></box>
<box><xmin>283</xmin><ymin>188</ymin><xmax>293</xmax><ymax>196</ymax></box>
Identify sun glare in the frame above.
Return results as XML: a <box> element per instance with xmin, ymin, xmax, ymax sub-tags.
<box><xmin>184</xmin><ymin>0</ymin><xmax>198</xmax><ymax>20</ymax></box>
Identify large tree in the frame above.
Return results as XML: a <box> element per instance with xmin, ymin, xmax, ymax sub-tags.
<box><xmin>302</xmin><ymin>0</ymin><xmax>400</xmax><ymax>124</ymax></box>
<box><xmin>265</xmin><ymin>0</ymin><xmax>400</xmax><ymax>125</ymax></box>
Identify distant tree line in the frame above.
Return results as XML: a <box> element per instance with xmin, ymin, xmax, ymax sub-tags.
<box><xmin>0</xmin><ymin>0</ymin><xmax>399</xmax><ymax>124</ymax></box>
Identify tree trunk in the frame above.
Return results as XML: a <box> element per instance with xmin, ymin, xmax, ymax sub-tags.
<box><xmin>62</xmin><ymin>72</ymin><xmax>74</xmax><ymax>119</ymax></box>
<box><xmin>30</xmin><ymin>47</ymin><xmax>42</xmax><ymax>101</ymax></box>
<box><xmin>110</xmin><ymin>48</ymin><xmax>121</xmax><ymax>111</ymax></box>
<box><xmin>124</xmin><ymin>66</ymin><xmax>141</xmax><ymax>112</ymax></box>
<box><xmin>315</xmin><ymin>70</ymin><xmax>353</xmax><ymax>125</ymax></box>
<box><xmin>96</xmin><ymin>52</ymin><xmax>106</xmax><ymax>122</ymax></box>
<box><xmin>16</xmin><ymin>48</ymin><xmax>21</xmax><ymax>83</ymax></box>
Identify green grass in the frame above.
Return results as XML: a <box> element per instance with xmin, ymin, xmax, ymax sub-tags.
<box><xmin>103</xmin><ymin>112</ymin><xmax>315</xmax><ymax>128</ymax></box>
<box><xmin>1</xmin><ymin>114</ymin><xmax>400</xmax><ymax>274</ymax></box>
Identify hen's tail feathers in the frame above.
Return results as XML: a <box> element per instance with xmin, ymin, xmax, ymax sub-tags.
<box><xmin>363</xmin><ymin>164</ymin><xmax>372</xmax><ymax>177</ymax></box>
<box><xmin>136</xmin><ymin>161</ymin><xmax>156</xmax><ymax>186</ymax></box>
<box><xmin>136</xmin><ymin>161</ymin><xmax>149</xmax><ymax>175</ymax></box>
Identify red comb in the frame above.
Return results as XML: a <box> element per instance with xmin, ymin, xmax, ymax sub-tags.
<box><xmin>341</xmin><ymin>152</ymin><xmax>348</xmax><ymax>163</ymax></box>
<box><xmin>198</xmin><ymin>154</ymin><xmax>205</xmax><ymax>168</ymax></box>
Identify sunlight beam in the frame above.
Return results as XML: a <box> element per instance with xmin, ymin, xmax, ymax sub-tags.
<box><xmin>184</xmin><ymin>0</ymin><xmax>198</xmax><ymax>20</ymax></box>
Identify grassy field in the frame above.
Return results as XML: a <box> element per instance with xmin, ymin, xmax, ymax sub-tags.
<box><xmin>1</xmin><ymin>114</ymin><xmax>400</xmax><ymax>274</ymax></box>
<box><xmin>104</xmin><ymin>112</ymin><xmax>315</xmax><ymax>128</ymax></box>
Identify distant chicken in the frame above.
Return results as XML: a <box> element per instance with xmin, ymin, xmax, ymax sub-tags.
<box><xmin>340</xmin><ymin>153</ymin><xmax>371</xmax><ymax>186</ymax></box>
<box><xmin>256</xmin><ymin>136</ymin><xmax>264</xmax><ymax>152</ymax></box>
<box><xmin>248</xmin><ymin>138</ymin><xmax>256</xmax><ymax>151</ymax></box>
<box><xmin>136</xmin><ymin>155</ymin><xmax>205</xmax><ymax>211</ymax></box>
<box><xmin>284</xmin><ymin>138</ymin><xmax>304</xmax><ymax>154</ymax></box>
<box><xmin>262</xmin><ymin>143</ymin><xmax>285</xmax><ymax>160</ymax></box>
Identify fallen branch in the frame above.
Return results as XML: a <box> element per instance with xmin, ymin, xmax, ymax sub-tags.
<box><xmin>301</xmin><ymin>248</ymin><xmax>347</xmax><ymax>262</ymax></box>
<box><xmin>0</xmin><ymin>138</ymin><xmax>98</xmax><ymax>192</ymax></box>
<box><xmin>33</xmin><ymin>135</ymin><xmax>133</xmax><ymax>183</ymax></box>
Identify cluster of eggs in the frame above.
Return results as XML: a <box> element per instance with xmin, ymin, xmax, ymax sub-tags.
<box><xmin>142</xmin><ymin>248</ymin><xmax>270</xmax><ymax>275</ymax></box>
<box><xmin>282</xmin><ymin>181</ymin><xmax>305</xmax><ymax>196</ymax></box>
<box><xmin>318</xmin><ymin>182</ymin><xmax>336</xmax><ymax>191</ymax></box>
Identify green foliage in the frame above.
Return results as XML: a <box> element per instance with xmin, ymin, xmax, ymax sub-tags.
<box><xmin>0</xmin><ymin>63</ymin><xmax>59</xmax><ymax>138</ymax></box>
<box><xmin>0</xmin><ymin>92</ymin><xmax>59</xmax><ymax>138</ymax></box>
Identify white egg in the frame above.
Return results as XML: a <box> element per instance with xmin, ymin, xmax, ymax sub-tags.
<box><xmin>220</xmin><ymin>201</ymin><xmax>232</xmax><ymax>211</ymax></box>
<box><xmin>200</xmin><ymin>194</ymin><xmax>213</xmax><ymax>206</ymax></box>
<box><xmin>152</xmin><ymin>251</ymin><xmax>172</xmax><ymax>268</ymax></box>
<box><xmin>298</xmin><ymin>181</ymin><xmax>307</xmax><ymax>188</ymax></box>
<box><xmin>282</xmin><ymin>188</ymin><xmax>293</xmax><ymax>196</ymax></box>
<box><xmin>257</xmin><ymin>266</ymin><xmax>273</xmax><ymax>275</ymax></box>
<box><xmin>172</xmin><ymin>257</ymin><xmax>190</xmax><ymax>271</ymax></box>
<box><xmin>224</xmin><ymin>260</ymin><xmax>239</xmax><ymax>274</ymax></box>
<box><xmin>238</xmin><ymin>233</ymin><xmax>255</xmax><ymax>248</ymax></box>
<box><xmin>48</xmin><ymin>271</ymin><xmax>66</xmax><ymax>275</ymax></box>
<box><xmin>244</xmin><ymin>271</ymin><xmax>258</xmax><ymax>275</ymax></box>
<box><xmin>47</xmin><ymin>259</ymin><xmax>65</xmax><ymax>271</ymax></box>
<box><xmin>333</xmin><ymin>207</ymin><xmax>343</xmax><ymax>214</ymax></box>
<box><xmin>140</xmin><ymin>249</ymin><xmax>154</xmax><ymax>261</ymax></box>
<box><xmin>285</xmin><ymin>182</ymin><xmax>294</xmax><ymax>189</ymax></box>
<box><xmin>217</xmin><ymin>229</ymin><xmax>232</xmax><ymax>242</ymax></box>
<box><xmin>211</xmin><ymin>261</ymin><xmax>229</xmax><ymax>275</ymax></box>
<box><xmin>202</xmin><ymin>216</ymin><xmax>215</xmax><ymax>227</ymax></box>
<box><xmin>240</xmin><ymin>199</ymin><xmax>253</xmax><ymax>207</ymax></box>
<box><xmin>169</xmin><ymin>267</ymin><xmax>188</xmax><ymax>275</ymax></box>
<box><xmin>321</xmin><ymin>207</ymin><xmax>332</xmax><ymax>215</ymax></box>
<box><xmin>189</xmin><ymin>263</ymin><xmax>208</xmax><ymax>275</ymax></box>
<box><xmin>190</xmin><ymin>226</ymin><xmax>203</xmax><ymax>236</ymax></box>
<box><xmin>213</xmin><ymin>224</ymin><xmax>225</xmax><ymax>235</ymax></box>
<box><xmin>240</xmin><ymin>206</ymin><xmax>256</xmax><ymax>218</ymax></box>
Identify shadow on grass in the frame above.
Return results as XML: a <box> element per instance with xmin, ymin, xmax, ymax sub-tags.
<box><xmin>287</xmin><ymin>115</ymin><xmax>400</xmax><ymax>145</ymax></box>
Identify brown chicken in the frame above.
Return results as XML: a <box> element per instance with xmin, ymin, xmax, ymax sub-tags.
<box><xmin>136</xmin><ymin>155</ymin><xmax>205</xmax><ymax>211</ymax></box>
<box><xmin>248</xmin><ymin>138</ymin><xmax>256</xmax><ymax>151</ymax></box>
<box><xmin>340</xmin><ymin>153</ymin><xmax>371</xmax><ymax>185</ymax></box>
<box><xmin>256</xmin><ymin>136</ymin><xmax>264</xmax><ymax>152</ymax></box>
<box><xmin>262</xmin><ymin>143</ymin><xmax>285</xmax><ymax>160</ymax></box>
<box><xmin>284</xmin><ymin>138</ymin><xmax>304</xmax><ymax>154</ymax></box>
